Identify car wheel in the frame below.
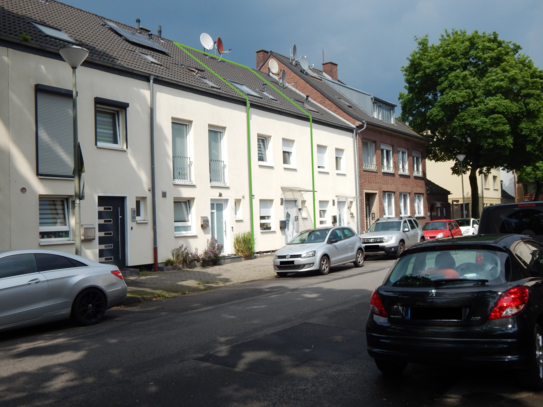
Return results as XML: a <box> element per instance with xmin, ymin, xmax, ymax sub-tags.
<box><xmin>318</xmin><ymin>255</ymin><xmax>330</xmax><ymax>275</ymax></box>
<box><xmin>276</xmin><ymin>272</ymin><xmax>288</xmax><ymax>278</ymax></box>
<box><xmin>420</xmin><ymin>237</ymin><xmax>425</xmax><ymax>242</ymax></box>
<box><xmin>353</xmin><ymin>249</ymin><xmax>364</xmax><ymax>267</ymax></box>
<box><xmin>375</xmin><ymin>359</ymin><xmax>407</xmax><ymax>376</ymax></box>
<box><xmin>395</xmin><ymin>241</ymin><xmax>405</xmax><ymax>259</ymax></box>
<box><xmin>517</xmin><ymin>324</ymin><xmax>543</xmax><ymax>390</ymax></box>
<box><xmin>71</xmin><ymin>288</ymin><xmax>107</xmax><ymax>326</ymax></box>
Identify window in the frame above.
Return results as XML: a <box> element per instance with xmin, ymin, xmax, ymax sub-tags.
<box><xmin>317</xmin><ymin>145</ymin><xmax>328</xmax><ymax>171</ymax></box>
<box><xmin>415</xmin><ymin>194</ymin><xmax>424</xmax><ymax>216</ymax></box>
<box><xmin>35</xmin><ymin>253</ymin><xmax>86</xmax><ymax>272</ymax></box>
<box><xmin>39</xmin><ymin>198</ymin><xmax>70</xmax><ymax>241</ymax></box>
<box><xmin>362</xmin><ymin>140</ymin><xmax>376</xmax><ymax>170</ymax></box>
<box><xmin>493</xmin><ymin>176</ymin><xmax>498</xmax><ymax>190</ymax></box>
<box><xmin>173</xmin><ymin>122</ymin><xmax>192</xmax><ymax>183</ymax></box>
<box><xmin>229</xmin><ymin>81</ymin><xmax>262</xmax><ymax>98</ymax></box>
<box><xmin>381</xmin><ymin>145</ymin><xmax>393</xmax><ymax>172</ymax></box>
<box><xmin>95</xmin><ymin>98</ymin><xmax>128</xmax><ymax>150</ymax></box>
<box><xmin>335</xmin><ymin>149</ymin><xmax>344</xmax><ymax>173</ymax></box>
<box><xmin>209</xmin><ymin>129</ymin><xmax>226</xmax><ymax>185</ymax></box>
<box><xmin>259</xmin><ymin>200</ymin><xmax>273</xmax><ymax>231</ymax></box>
<box><xmin>398</xmin><ymin>149</ymin><xmax>408</xmax><ymax>175</ymax></box>
<box><xmin>257</xmin><ymin>136</ymin><xmax>271</xmax><ymax>165</ymax></box>
<box><xmin>413</xmin><ymin>152</ymin><xmax>422</xmax><ymax>176</ymax></box>
<box><xmin>484</xmin><ymin>174</ymin><xmax>489</xmax><ymax>189</ymax></box>
<box><xmin>31</xmin><ymin>22</ymin><xmax>77</xmax><ymax>44</ymax></box>
<box><xmin>0</xmin><ymin>254</ymin><xmax>37</xmax><ymax>279</ymax></box>
<box><xmin>383</xmin><ymin>193</ymin><xmax>394</xmax><ymax>217</ymax></box>
<box><xmin>135</xmin><ymin>197</ymin><xmax>147</xmax><ymax>221</ymax></box>
<box><xmin>400</xmin><ymin>193</ymin><xmax>410</xmax><ymax>216</ymax></box>
<box><xmin>282</xmin><ymin>139</ymin><xmax>295</xmax><ymax>168</ymax></box>
<box><xmin>235</xmin><ymin>199</ymin><xmax>243</xmax><ymax>220</ymax></box>
<box><xmin>174</xmin><ymin>200</ymin><xmax>193</xmax><ymax>235</ymax></box>
<box><xmin>319</xmin><ymin>201</ymin><xmax>329</xmax><ymax>225</ymax></box>
<box><xmin>372</xmin><ymin>101</ymin><xmax>395</xmax><ymax>124</ymax></box>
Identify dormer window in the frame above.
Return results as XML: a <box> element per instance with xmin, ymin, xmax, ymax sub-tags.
<box><xmin>31</xmin><ymin>22</ymin><xmax>77</xmax><ymax>44</ymax></box>
<box><xmin>373</xmin><ymin>101</ymin><xmax>395</xmax><ymax>124</ymax></box>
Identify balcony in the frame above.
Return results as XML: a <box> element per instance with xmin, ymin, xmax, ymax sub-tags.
<box><xmin>173</xmin><ymin>156</ymin><xmax>192</xmax><ymax>184</ymax></box>
<box><xmin>210</xmin><ymin>159</ymin><xmax>226</xmax><ymax>185</ymax></box>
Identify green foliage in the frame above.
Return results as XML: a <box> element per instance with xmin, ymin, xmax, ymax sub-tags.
<box><xmin>18</xmin><ymin>33</ymin><xmax>31</xmax><ymax>42</ymax></box>
<box><xmin>164</xmin><ymin>258</ymin><xmax>177</xmax><ymax>267</ymax></box>
<box><xmin>171</xmin><ymin>244</ymin><xmax>200</xmax><ymax>267</ymax></box>
<box><xmin>399</xmin><ymin>30</ymin><xmax>543</xmax><ymax>216</ymax></box>
<box><xmin>517</xmin><ymin>162</ymin><xmax>543</xmax><ymax>201</ymax></box>
<box><xmin>234</xmin><ymin>232</ymin><xmax>254</xmax><ymax>257</ymax></box>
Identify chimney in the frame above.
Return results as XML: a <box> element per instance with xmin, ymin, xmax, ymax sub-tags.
<box><xmin>136</xmin><ymin>18</ymin><xmax>140</xmax><ymax>31</ymax></box>
<box><xmin>256</xmin><ymin>49</ymin><xmax>269</xmax><ymax>70</ymax></box>
<box><xmin>322</xmin><ymin>61</ymin><xmax>338</xmax><ymax>80</ymax></box>
<box><xmin>158</xmin><ymin>25</ymin><xmax>162</xmax><ymax>39</ymax></box>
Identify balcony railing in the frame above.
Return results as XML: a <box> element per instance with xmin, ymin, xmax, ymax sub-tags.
<box><xmin>210</xmin><ymin>159</ymin><xmax>226</xmax><ymax>185</ymax></box>
<box><xmin>363</xmin><ymin>162</ymin><xmax>377</xmax><ymax>171</ymax></box>
<box><xmin>413</xmin><ymin>169</ymin><xmax>423</xmax><ymax>177</ymax></box>
<box><xmin>173</xmin><ymin>156</ymin><xmax>192</xmax><ymax>183</ymax></box>
<box><xmin>382</xmin><ymin>164</ymin><xmax>394</xmax><ymax>172</ymax></box>
<box><xmin>399</xmin><ymin>166</ymin><xmax>409</xmax><ymax>175</ymax></box>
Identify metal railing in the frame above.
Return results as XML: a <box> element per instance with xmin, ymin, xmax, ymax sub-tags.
<box><xmin>210</xmin><ymin>159</ymin><xmax>226</xmax><ymax>184</ymax></box>
<box><xmin>413</xmin><ymin>169</ymin><xmax>423</xmax><ymax>176</ymax></box>
<box><xmin>382</xmin><ymin>164</ymin><xmax>394</xmax><ymax>172</ymax></box>
<box><xmin>399</xmin><ymin>165</ymin><xmax>409</xmax><ymax>175</ymax></box>
<box><xmin>363</xmin><ymin>162</ymin><xmax>377</xmax><ymax>171</ymax></box>
<box><xmin>173</xmin><ymin>156</ymin><xmax>192</xmax><ymax>183</ymax></box>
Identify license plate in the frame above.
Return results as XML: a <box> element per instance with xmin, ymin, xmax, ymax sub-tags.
<box><xmin>408</xmin><ymin>307</ymin><xmax>463</xmax><ymax>321</ymax></box>
<box><xmin>280</xmin><ymin>261</ymin><xmax>295</xmax><ymax>265</ymax></box>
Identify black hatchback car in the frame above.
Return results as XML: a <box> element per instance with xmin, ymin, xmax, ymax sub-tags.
<box><xmin>366</xmin><ymin>234</ymin><xmax>543</xmax><ymax>389</ymax></box>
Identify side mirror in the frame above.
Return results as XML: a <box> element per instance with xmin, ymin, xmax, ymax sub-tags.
<box><xmin>329</xmin><ymin>238</ymin><xmax>339</xmax><ymax>244</ymax></box>
<box><xmin>403</xmin><ymin>228</ymin><xmax>409</xmax><ymax>233</ymax></box>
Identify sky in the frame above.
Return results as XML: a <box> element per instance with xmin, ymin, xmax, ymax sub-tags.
<box><xmin>63</xmin><ymin>0</ymin><xmax>543</xmax><ymax>114</ymax></box>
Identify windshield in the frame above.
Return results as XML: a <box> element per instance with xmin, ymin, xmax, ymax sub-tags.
<box><xmin>455</xmin><ymin>219</ymin><xmax>471</xmax><ymax>227</ymax></box>
<box><xmin>385</xmin><ymin>249</ymin><xmax>510</xmax><ymax>287</ymax></box>
<box><xmin>368</xmin><ymin>221</ymin><xmax>401</xmax><ymax>232</ymax></box>
<box><xmin>289</xmin><ymin>229</ymin><xmax>330</xmax><ymax>244</ymax></box>
<box><xmin>423</xmin><ymin>221</ymin><xmax>447</xmax><ymax>231</ymax></box>
<box><xmin>480</xmin><ymin>207</ymin><xmax>543</xmax><ymax>240</ymax></box>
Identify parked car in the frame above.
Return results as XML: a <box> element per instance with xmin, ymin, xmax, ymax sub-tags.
<box><xmin>455</xmin><ymin>218</ymin><xmax>479</xmax><ymax>235</ymax></box>
<box><xmin>360</xmin><ymin>217</ymin><xmax>424</xmax><ymax>258</ymax></box>
<box><xmin>0</xmin><ymin>249</ymin><xmax>127</xmax><ymax>332</ymax></box>
<box><xmin>479</xmin><ymin>201</ymin><xmax>543</xmax><ymax>243</ymax></box>
<box><xmin>366</xmin><ymin>234</ymin><xmax>543</xmax><ymax>389</ymax></box>
<box><xmin>422</xmin><ymin>219</ymin><xmax>462</xmax><ymax>240</ymax></box>
<box><xmin>273</xmin><ymin>227</ymin><xmax>365</xmax><ymax>276</ymax></box>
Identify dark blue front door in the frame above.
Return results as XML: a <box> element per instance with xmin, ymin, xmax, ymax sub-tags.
<box><xmin>98</xmin><ymin>197</ymin><xmax>126</xmax><ymax>268</ymax></box>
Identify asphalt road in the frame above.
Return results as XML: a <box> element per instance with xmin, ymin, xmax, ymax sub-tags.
<box><xmin>0</xmin><ymin>257</ymin><xmax>532</xmax><ymax>407</ymax></box>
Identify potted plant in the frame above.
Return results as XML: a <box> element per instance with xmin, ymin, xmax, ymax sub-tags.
<box><xmin>199</xmin><ymin>238</ymin><xmax>224</xmax><ymax>266</ymax></box>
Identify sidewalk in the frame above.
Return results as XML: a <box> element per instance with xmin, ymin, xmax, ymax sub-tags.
<box><xmin>123</xmin><ymin>255</ymin><xmax>276</xmax><ymax>304</ymax></box>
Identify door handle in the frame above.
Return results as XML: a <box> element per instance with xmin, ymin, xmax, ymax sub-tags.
<box><xmin>27</xmin><ymin>278</ymin><xmax>40</xmax><ymax>285</ymax></box>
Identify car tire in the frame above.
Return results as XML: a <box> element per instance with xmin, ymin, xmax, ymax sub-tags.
<box><xmin>318</xmin><ymin>255</ymin><xmax>330</xmax><ymax>275</ymax></box>
<box><xmin>395</xmin><ymin>241</ymin><xmax>405</xmax><ymax>259</ymax></box>
<box><xmin>375</xmin><ymin>359</ymin><xmax>407</xmax><ymax>376</ymax></box>
<box><xmin>276</xmin><ymin>272</ymin><xmax>288</xmax><ymax>278</ymax></box>
<box><xmin>353</xmin><ymin>249</ymin><xmax>364</xmax><ymax>267</ymax></box>
<box><xmin>517</xmin><ymin>324</ymin><xmax>543</xmax><ymax>390</ymax></box>
<box><xmin>71</xmin><ymin>288</ymin><xmax>107</xmax><ymax>326</ymax></box>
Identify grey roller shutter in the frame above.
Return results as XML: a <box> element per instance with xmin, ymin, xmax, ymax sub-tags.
<box><xmin>37</xmin><ymin>92</ymin><xmax>73</xmax><ymax>177</ymax></box>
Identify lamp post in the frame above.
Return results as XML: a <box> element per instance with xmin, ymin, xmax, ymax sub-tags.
<box><xmin>59</xmin><ymin>45</ymin><xmax>89</xmax><ymax>256</ymax></box>
<box><xmin>456</xmin><ymin>154</ymin><xmax>466</xmax><ymax>218</ymax></box>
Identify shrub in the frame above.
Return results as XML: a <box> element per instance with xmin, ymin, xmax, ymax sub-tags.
<box><xmin>234</xmin><ymin>232</ymin><xmax>254</xmax><ymax>257</ymax></box>
<box><xmin>200</xmin><ymin>238</ymin><xmax>224</xmax><ymax>263</ymax></box>
<box><xmin>171</xmin><ymin>244</ymin><xmax>199</xmax><ymax>267</ymax></box>
<box><xmin>164</xmin><ymin>258</ymin><xmax>177</xmax><ymax>266</ymax></box>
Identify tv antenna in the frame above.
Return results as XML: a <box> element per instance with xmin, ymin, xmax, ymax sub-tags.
<box><xmin>268</xmin><ymin>59</ymin><xmax>279</xmax><ymax>75</ymax></box>
<box><xmin>299</xmin><ymin>55</ymin><xmax>309</xmax><ymax>72</ymax></box>
<box><xmin>281</xmin><ymin>69</ymin><xmax>286</xmax><ymax>88</ymax></box>
<box><xmin>200</xmin><ymin>33</ymin><xmax>214</xmax><ymax>52</ymax></box>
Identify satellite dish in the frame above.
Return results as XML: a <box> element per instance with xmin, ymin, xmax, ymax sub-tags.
<box><xmin>281</xmin><ymin>69</ymin><xmax>286</xmax><ymax>87</ymax></box>
<box><xmin>216</xmin><ymin>37</ymin><xmax>224</xmax><ymax>55</ymax></box>
<box><xmin>269</xmin><ymin>59</ymin><xmax>279</xmax><ymax>74</ymax></box>
<box><xmin>299</xmin><ymin>55</ymin><xmax>308</xmax><ymax>71</ymax></box>
<box><xmin>200</xmin><ymin>33</ymin><xmax>214</xmax><ymax>51</ymax></box>
<box><xmin>292</xmin><ymin>44</ymin><xmax>297</xmax><ymax>63</ymax></box>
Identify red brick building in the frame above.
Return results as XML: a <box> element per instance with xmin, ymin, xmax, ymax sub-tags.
<box><xmin>257</xmin><ymin>50</ymin><xmax>429</xmax><ymax>230</ymax></box>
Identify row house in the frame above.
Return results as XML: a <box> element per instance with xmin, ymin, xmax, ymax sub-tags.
<box><xmin>0</xmin><ymin>0</ymin><xmax>357</xmax><ymax>269</ymax></box>
<box><xmin>256</xmin><ymin>50</ymin><xmax>429</xmax><ymax>229</ymax></box>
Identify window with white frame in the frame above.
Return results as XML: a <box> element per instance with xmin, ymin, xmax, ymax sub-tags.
<box><xmin>257</xmin><ymin>136</ymin><xmax>271</xmax><ymax>164</ymax></box>
<box><xmin>413</xmin><ymin>152</ymin><xmax>422</xmax><ymax>176</ymax></box>
<box><xmin>335</xmin><ymin>148</ymin><xmax>345</xmax><ymax>172</ymax></box>
<box><xmin>400</xmin><ymin>193</ymin><xmax>410</xmax><ymax>216</ymax></box>
<box><xmin>415</xmin><ymin>194</ymin><xmax>424</xmax><ymax>216</ymax></box>
<box><xmin>173</xmin><ymin>122</ymin><xmax>192</xmax><ymax>183</ymax></box>
<box><xmin>398</xmin><ymin>149</ymin><xmax>408</xmax><ymax>175</ymax></box>
<box><xmin>383</xmin><ymin>192</ymin><xmax>394</xmax><ymax>217</ymax></box>
<box><xmin>95</xmin><ymin>98</ymin><xmax>129</xmax><ymax>149</ymax></box>
<box><xmin>235</xmin><ymin>199</ymin><xmax>243</xmax><ymax>220</ymax></box>
<box><xmin>484</xmin><ymin>174</ymin><xmax>489</xmax><ymax>189</ymax></box>
<box><xmin>493</xmin><ymin>175</ymin><xmax>498</xmax><ymax>190</ymax></box>
<box><xmin>39</xmin><ymin>198</ymin><xmax>70</xmax><ymax>240</ymax></box>
<box><xmin>373</xmin><ymin>101</ymin><xmax>395</xmax><ymax>124</ymax></box>
<box><xmin>319</xmin><ymin>201</ymin><xmax>329</xmax><ymax>225</ymax></box>
<box><xmin>174</xmin><ymin>199</ymin><xmax>193</xmax><ymax>235</ymax></box>
<box><xmin>381</xmin><ymin>144</ymin><xmax>393</xmax><ymax>172</ymax></box>
<box><xmin>209</xmin><ymin>129</ymin><xmax>226</xmax><ymax>185</ymax></box>
<box><xmin>362</xmin><ymin>140</ymin><xmax>376</xmax><ymax>170</ymax></box>
<box><xmin>135</xmin><ymin>197</ymin><xmax>147</xmax><ymax>221</ymax></box>
<box><xmin>317</xmin><ymin>145</ymin><xmax>328</xmax><ymax>171</ymax></box>
<box><xmin>259</xmin><ymin>200</ymin><xmax>273</xmax><ymax>231</ymax></box>
<box><xmin>282</xmin><ymin>139</ymin><xmax>295</xmax><ymax>167</ymax></box>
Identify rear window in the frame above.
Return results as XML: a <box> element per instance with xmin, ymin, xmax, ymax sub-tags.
<box><xmin>385</xmin><ymin>249</ymin><xmax>510</xmax><ymax>287</ymax></box>
<box><xmin>480</xmin><ymin>206</ymin><xmax>543</xmax><ymax>241</ymax></box>
<box><xmin>369</xmin><ymin>221</ymin><xmax>401</xmax><ymax>232</ymax></box>
<box><xmin>423</xmin><ymin>221</ymin><xmax>447</xmax><ymax>231</ymax></box>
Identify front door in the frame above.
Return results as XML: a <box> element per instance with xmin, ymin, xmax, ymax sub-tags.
<box><xmin>338</xmin><ymin>201</ymin><xmax>346</xmax><ymax>226</ymax></box>
<box><xmin>210</xmin><ymin>201</ymin><xmax>226</xmax><ymax>251</ymax></box>
<box><xmin>98</xmin><ymin>196</ymin><xmax>126</xmax><ymax>268</ymax></box>
<box><xmin>284</xmin><ymin>199</ymin><xmax>300</xmax><ymax>244</ymax></box>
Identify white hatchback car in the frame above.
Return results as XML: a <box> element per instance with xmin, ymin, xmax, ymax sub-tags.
<box><xmin>0</xmin><ymin>249</ymin><xmax>127</xmax><ymax>332</ymax></box>
<box><xmin>455</xmin><ymin>218</ymin><xmax>479</xmax><ymax>236</ymax></box>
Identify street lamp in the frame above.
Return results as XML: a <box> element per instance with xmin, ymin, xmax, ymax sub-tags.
<box><xmin>59</xmin><ymin>45</ymin><xmax>89</xmax><ymax>256</ymax></box>
<box><xmin>456</xmin><ymin>154</ymin><xmax>466</xmax><ymax>218</ymax></box>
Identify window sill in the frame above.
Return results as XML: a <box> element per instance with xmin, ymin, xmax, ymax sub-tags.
<box><xmin>235</xmin><ymin>217</ymin><xmax>243</xmax><ymax>221</ymax></box>
<box><xmin>96</xmin><ymin>143</ymin><xmax>127</xmax><ymax>151</ymax></box>
<box><xmin>413</xmin><ymin>173</ymin><xmax>423</xmax><ymax>177</ymax></box>
<box><xmin>136</xmin><ymin>220</ymin><xmax>149</xmax><ymax>224</ymax></box>
<box><xmin>38</xmin><ymin>176</ymin><xmax>73</xmax><ymax>180</ymax></box>
<box><xmin>174</xmin><ymin>180</ymin><xmax>195</xmax><ymax>186</ymax></box>
<box><xmin>258</xmin><ymin>162</ymin><xmax>274</xmax><ymax>168</ymax></box>
<box><xmin>174</xmin><ymin>232</ymin><xmax>197</xmax><ymax>237</ymax></box>
<box><xmin>318</xmin><ymin>169</ymin><xmax>329</xmax><ymax>174</ymax></box>
<box><xmin>283</xmin><ymin>165</ymin><xmax>297</xmax><ymax>170</ymax></box>
<box><xmin>260</xmin><ymin>229</ymin><xmax>276</xmax><ymax>233</ymax></box>
<box><xmin>210</xmin><ymin>183</ymin><xmax>229</xmax><ymax>188</ymax></box>
<box><xmin>399</xmin><ymin>172</ymin><xmax>410</xmax><ymax>176</ymax></box>
<box><xmin>382</xmin><ymin>170</ymin><xmax>395</xmax><ymax>174</ymax></box>
<box><xmin>336</xmin><ymin>171</ymin><xmax>346</xmax><ymax>176</ymax></box>
<box><xmin>39</xmin><ymin>240</ymin><xmax>75</xmax><ymax>246</ymax></box>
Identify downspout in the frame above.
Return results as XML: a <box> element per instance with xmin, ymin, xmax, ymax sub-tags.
<box><xmin>149</xmin><ymin>75</ymin><xmax>158</xmax><ymax>271</ymax></box>
<box><xmin>355</xmin><ymin>122</ymin><xmax>367</xmax><ymax>233</ymax></box>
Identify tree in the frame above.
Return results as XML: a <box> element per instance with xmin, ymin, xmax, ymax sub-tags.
<box><xmin>517</xmin><ymin>162</ymin><xmax>543</xmax><ymax>201</ymax></box>
<box><xmin>399</xmin><ymin>30</ymin><xmax>543</xmax><ymax>217</ymax></box>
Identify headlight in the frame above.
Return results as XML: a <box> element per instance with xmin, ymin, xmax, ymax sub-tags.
<box><xmin>436</xmin><ymin>232</ymin><xmax>444</xmax><ymax>239</ymax></box>
<box><xmin>382</xmin><ymin>236</ymin><xmax>394</xmax><ymax>243</ymax></box>
<box><xmin>301</xmin><ymin>250</ymin><xmax>316</xmax><ymax>258</ymax></box>
<box><xmin>462</xmin><ymin>228</ymin><xmax>470</xmax><ymax>235</ymax></box>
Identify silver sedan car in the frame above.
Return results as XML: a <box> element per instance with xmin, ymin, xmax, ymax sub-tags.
<box><xmin>0</xmin><ymin>249</ymin><xmax>127</xmax><ymax>332</ymax></box>
<box><xmin>273</xmin><ymin>227</ymin><xmax>365</xmax><ymax>276</ymax></box>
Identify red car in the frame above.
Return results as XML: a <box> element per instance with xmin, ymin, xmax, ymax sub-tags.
<box><xmin>422</xmin><ymin>219</ymin><xmax>462</xmax><ymax>240</ymax></box>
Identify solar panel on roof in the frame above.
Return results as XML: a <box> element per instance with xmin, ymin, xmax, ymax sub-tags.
<box><xmin>31</xmin><ymin>22</ymin><xmax>77</xmax><ymax>44</ymax></box>
<box><xmin>104</xmin><ymin>20</ymin><xmax>168</xmax><ymax>54</ymax></box>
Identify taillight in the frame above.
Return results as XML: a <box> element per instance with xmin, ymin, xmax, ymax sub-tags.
<box><xmin>111</xmin><ymin>270</ymin><xmax>124</xmax><ymax>280</ymax></box>
<box><xmin>370</xmin><ymin>290</ymin><xmax>388</xmax><ymax>317</ymax></box>
<box><xmin>488</xmin><ymin>286</ymin><xmax>529</xmax><ymax>320</ymax></box>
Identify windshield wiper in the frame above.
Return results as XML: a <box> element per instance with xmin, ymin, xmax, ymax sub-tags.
<box><xmin>433</xmin><ymin>278</ymin><xmax>488</xmax><ymax>286</ymax></box>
